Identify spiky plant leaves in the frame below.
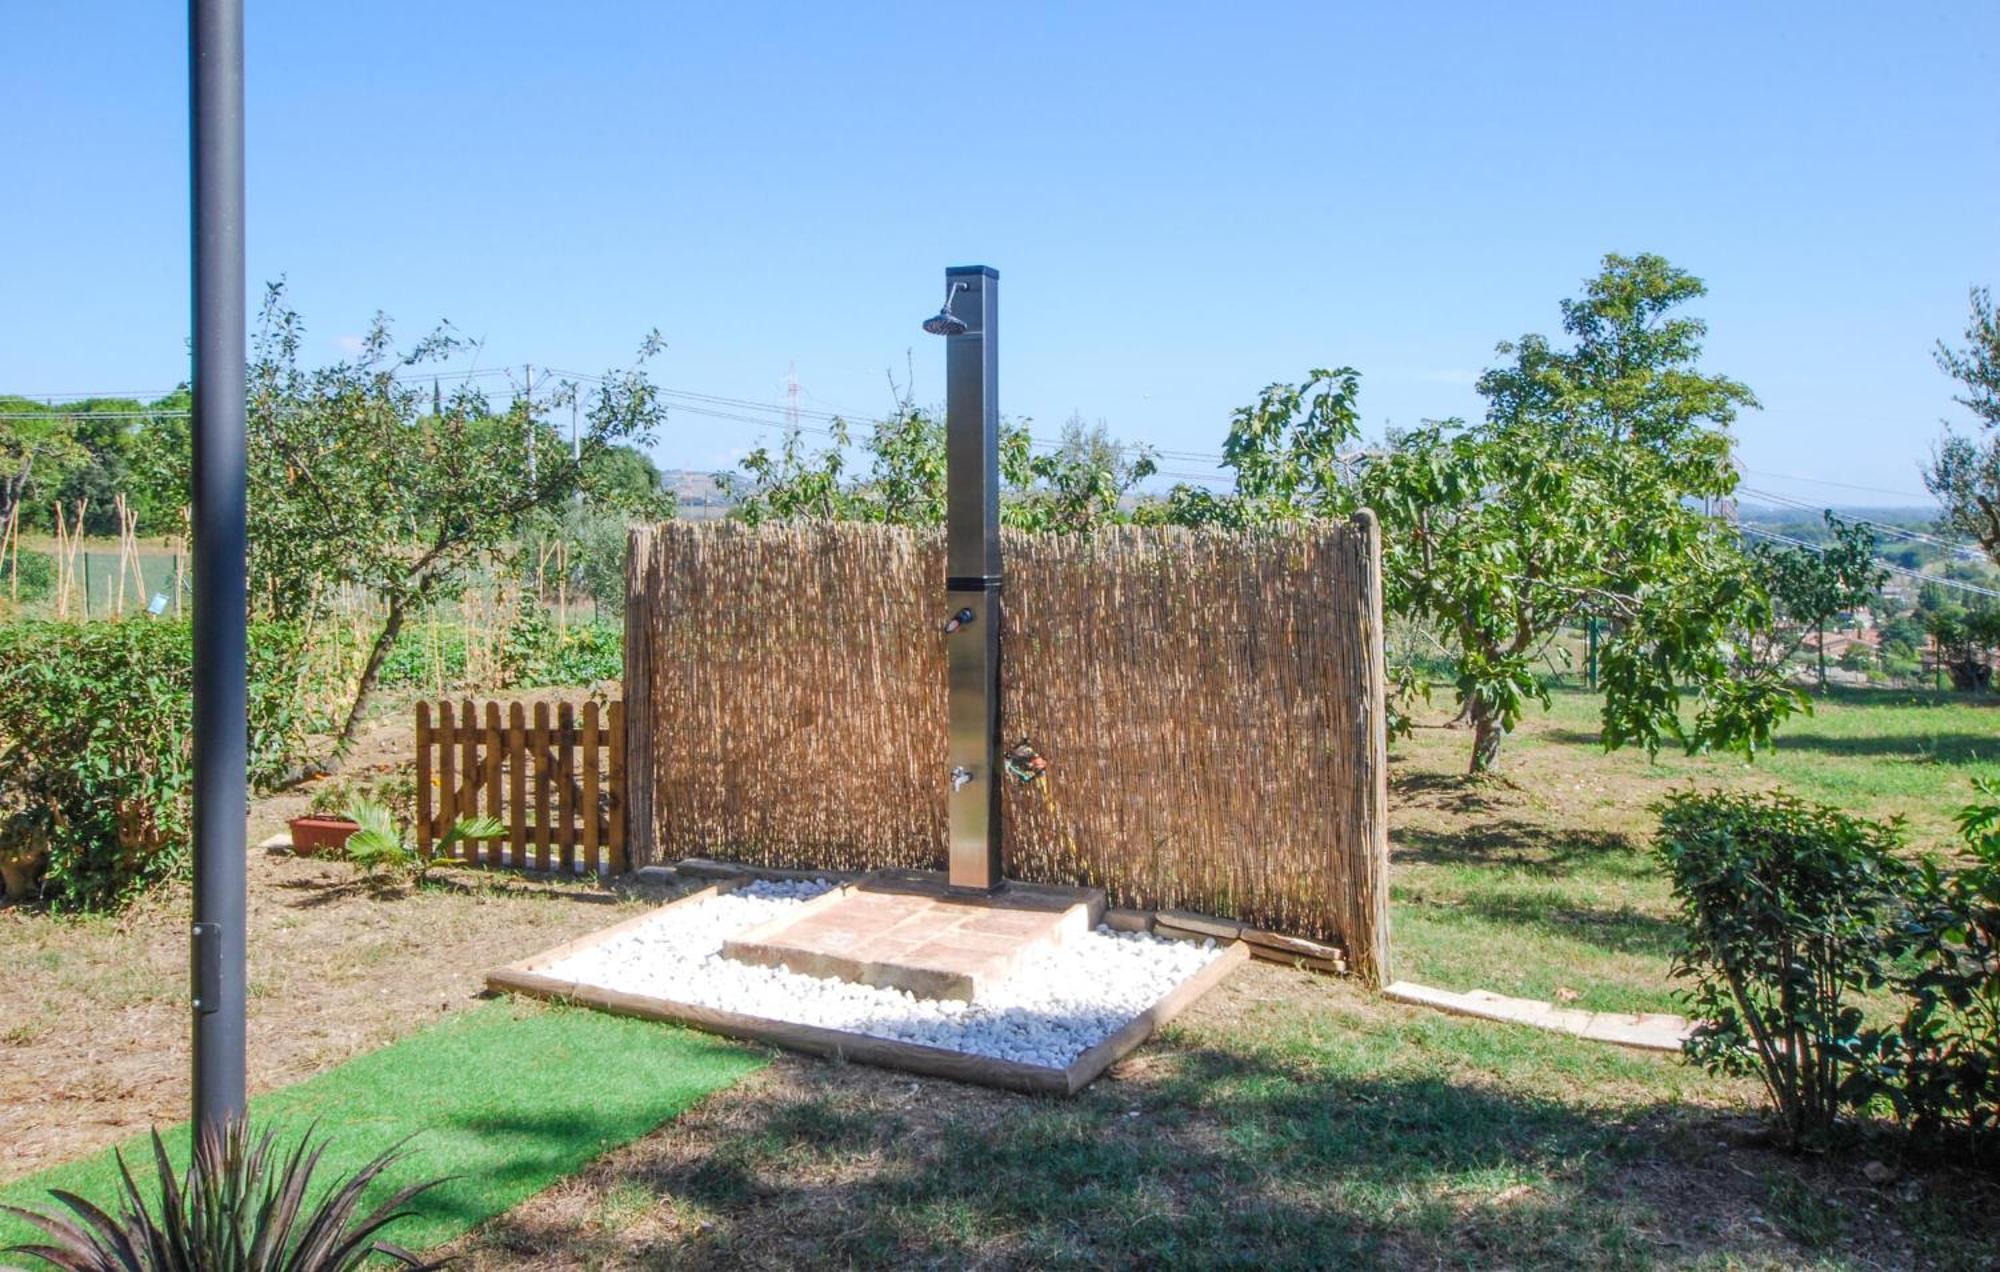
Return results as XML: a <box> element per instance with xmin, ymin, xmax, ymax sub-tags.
<box><xmin>2</xmin><ymin>1118</ymin><xmax>450</xmax><ymax>1270</ymax></box>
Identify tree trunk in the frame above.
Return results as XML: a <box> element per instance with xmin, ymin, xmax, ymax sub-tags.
<box><xmin>323</xmin><ymin>598</ymin><xmax>410</xmax><ymax>772</ymax></box>
<box><xmin>1467</xmin><ymin>696</ymin><xmax>1505</xmax><ymax>775</ymax></box>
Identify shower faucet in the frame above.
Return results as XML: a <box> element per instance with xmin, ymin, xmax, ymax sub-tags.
<box><xmin>924</xmin><ymin>265</ymin><xmax>1002</xmax><ymax>892</ymax></box>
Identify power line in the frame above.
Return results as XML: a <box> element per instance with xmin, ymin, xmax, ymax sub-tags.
<box><xmin>1739</xmin><ymin>466</ymin><xmax>1936</xmax><ymax>502</ymax></box>
<box><xmin>1737</xmin><ymin>485</ymin><xmax>1978</xmax><ymax>554</ymax></box>
<box><xmin>1739</xmin><ymin>525</ymin><xmax>2000</xmax><ymax>600</ymax></box>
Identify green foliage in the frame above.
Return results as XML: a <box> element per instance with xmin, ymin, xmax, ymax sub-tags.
<box><xmin>1168</xmin><ymin>255</ymin><xmax>1792</xmax><ymax>773</ymax></box>
<box><xmin>1656</xmin><ymin>789</ymin><xmax>1909</xmax><ymax>1149</ymax></box>
<box><xmin>306</xmin><ymin>769</ymin><xmax>415</xmax><ymax>828</ymax></box>
<box><xmin>246</xmin><ymin>284</ymin><xmax>663</xmax><ymax>759</ymax></box>
<box><xmin>0</xmin><ymin>621</ymin><xmax>192</xmax><ymax>910</ymax></box>
<box><xmin>0</xmin><ymin>620</ymin><xmax>309</xmax><ymax>910</ymax></box>
<box><xmin>1747</xmin><ymin>512</ymin><xmax>1888</xmax><ymax>683</ymax></box>
<box><xmin>2</xmin><ymin>549</ymin><xmax>55</xmax><ymax>604</ymax></box>
<box><xmin>1892</xmin><ymin>781</ymin><xmax>2000</xmax><ymax>1153</ymax></box>
<box><xmin>1005</xmin><ymin>415</ymin><xmax>1157</xmax><ymax>533</ymax></box>
<box><xmin>722</xmin><ymin>399</ymin><xmax>1153</xmax><ymax>533</ymax></box>
<box><xmin>498</xmin><ymin>610</ymin><xmax>622</xmax><ymax>688</ymax></box>
<box><xmin>342</xmin><ymin>798</ymin><xmax>503</xmax><ymax>885</ymax></box>
<box><xmin>1927</xmin><ymin>286</ymin><xmax>2000</xmax><ymax>564</ymax></box>
<box><xmin>1925</xmin><ymin>606</ymin><xmax>1999</xmax><ymax>692</ymax></box>
<box><xmin>0</xmin><ymin>1118</ymin><xmax>444</xmax><ymax>1270</ymax></box>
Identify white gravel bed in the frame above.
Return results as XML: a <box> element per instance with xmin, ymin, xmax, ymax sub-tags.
<box><xmin>541</xmin><ymin>880</ymin><xmax>1224</xmax><ymax>1069</ymax></box>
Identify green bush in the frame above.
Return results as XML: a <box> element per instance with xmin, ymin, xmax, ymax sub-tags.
<box><xmin>0</xmin><ymin>619</ymin><xmax>311</xmax><ymax>910</ymax></box>
<box><xmin>1656</xmin><ymin>789</ymin><xmax>1908</xmax><ymax>1149</ymax></box>
<box><xmin>0</xmin><ymin>550</ymin><xmax>54</xmax><ymax>604</ymax></box>
<box><xmin>1893</xmin><ymin>782</ymin><xmax>2000</xmax><ymax>1155</ymax></box>
<box><xmin>499</xmin><ymin>609</ymin><xmax>621</xmax><ymax>688</ymax></box>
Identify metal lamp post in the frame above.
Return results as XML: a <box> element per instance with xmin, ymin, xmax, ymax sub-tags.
<box><xmin>188</xmin><ymin>0</ymin><xmax>248</xmax><ymax>1136</ymax></box>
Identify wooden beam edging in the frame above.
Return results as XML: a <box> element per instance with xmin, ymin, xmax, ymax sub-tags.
<box><xmin>484</xmin><ymin>884</ymin><xmax>1254</xmax><ymax>1097</ymax></box>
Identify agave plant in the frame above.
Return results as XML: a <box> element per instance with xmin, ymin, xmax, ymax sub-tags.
<box><xmin>344</xmin><ymin>800</ymin><xmax>503</xmax><ymax>884</ymax></box>
<box><xmin>2</xmin><ymin>1118</ymin><xmax>447</xmax><ymax>1270</ymax></box>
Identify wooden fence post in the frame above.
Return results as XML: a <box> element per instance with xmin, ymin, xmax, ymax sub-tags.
<box><xmin>507</xmin><ymin>702</ymin><xmax>527</xmax><ymax>868</ymax></box>
<box><xmin>623</xmin><ymin>525</ymin><xmax>657</xmax><ymax>868</ymax></box>
<box><xmin>1346</xmin><ymin>510</ymin><xmax>1392</xmax><ymax>988</ymax></box>
<box><xmin>415</xmin><ymin>701</ymin><xmax>434</xmax><ymax>853</ymax></box>
<box><xmin>608</xmin><ymin>699</ymin><xmax>627</xmax><ymax>873</ymax></box>
<box><xmin>582</xmin><ymin>700</ymin><xmax>601</xmax><ymax>872</ymax></box>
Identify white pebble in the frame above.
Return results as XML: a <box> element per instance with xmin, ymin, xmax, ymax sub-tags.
<box><xmin>541</xmin><ymin>880</ymin><xmax>1221</xmax><ymax>1069</ymax></box>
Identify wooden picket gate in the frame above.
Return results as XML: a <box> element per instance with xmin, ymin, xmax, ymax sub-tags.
<box><xmin>416</xmin><ymin>698</ymin><xmax>627</xmax><ymax>874</ymax></box>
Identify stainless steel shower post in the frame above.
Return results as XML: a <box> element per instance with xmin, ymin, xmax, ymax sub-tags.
<box><xmin>940</xmin><ymin>265</ymin><xmax>1002</xmax><ymax>892</ymax></box>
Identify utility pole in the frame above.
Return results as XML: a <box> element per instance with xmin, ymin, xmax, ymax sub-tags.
<box><xmin>525</xmin><ymin>363</ymin><xmax>536</xmax><ymax>485</ymax></box>
<box><xmin>188</xmin><ymin>0</ymin><xmax>249</xmax><ymax>1137</ymax></box>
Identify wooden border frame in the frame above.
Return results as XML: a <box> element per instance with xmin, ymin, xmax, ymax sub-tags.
<box><xmin>486</xmin><ymin>883</ymin><xmax>1251</xmax><ymax>1096</ymax></box>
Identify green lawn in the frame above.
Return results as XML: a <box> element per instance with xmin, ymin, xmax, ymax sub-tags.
<box><xmin>1390</xmin><ymin>684</ymin><xmax>2000</xmax><ymax>1016</ymax></box>
<box><xmin>0</xmin><ymin>999</ymin><xmax>763</xmax><ymax>1255</ymax></box>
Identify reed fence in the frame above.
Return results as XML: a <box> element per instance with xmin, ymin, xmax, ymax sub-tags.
<box><xmin>624</xmin><ymin>520</ymin><xmax>1389</xmax><ymax>984</ymax></box>
<box><xmin>416</xmin><ymin>697</ymin><xmax>627</xmax><ymax>874</ymax></box>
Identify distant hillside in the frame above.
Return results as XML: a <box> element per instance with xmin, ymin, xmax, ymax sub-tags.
<box><xmin>1734</xmin><ymin>502</ymin><xmax>1940</xmax><ymax>527</ymax></box>
<box><xmin>663</xmin><ymin>469</ymin><xmax>732</xmax><ymax>520</ymax></box>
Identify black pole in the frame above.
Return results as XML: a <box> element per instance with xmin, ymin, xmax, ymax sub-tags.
<box><xmin>189</xmin><ymin>0</ymin><xmax>248</xmax><ymax>1137</ymax></box>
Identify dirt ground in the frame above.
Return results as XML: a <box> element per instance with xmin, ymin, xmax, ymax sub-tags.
<box><xmin>0</xmin><ymin>698</ymin><xmax>673</xmax><ymax>1181</ymax></box>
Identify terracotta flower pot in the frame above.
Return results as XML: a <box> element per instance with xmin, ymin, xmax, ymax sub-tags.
<box><xmin>288</xmin><ymin>815</ymin><xmax>360</xmax><ymax>858</ymax></box>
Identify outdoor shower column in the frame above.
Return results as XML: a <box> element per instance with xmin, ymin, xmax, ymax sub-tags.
<box><xmin>941</xmin><ymin>266</ymin><xmax>1002</xmax><ymax>892</ymax></box>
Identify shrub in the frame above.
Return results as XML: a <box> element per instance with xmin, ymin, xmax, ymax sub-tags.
<box><xmin>1</xmin><ymin>1117</ymin><xmax>445</xmax><ymax>1269</ymax></box>
<box><xmin>307</xmin><ymin>768</ymin><xmax>417</xmax><ymax>828</ymax></box>
<box><xmin>1892</xmin><ymin>781</ymin><xmax>2000</xmax><ymax>1154</ymax></box>
<box><xmin>0</xmin><ymin>619</ymin><xmax>310</xmax><ymax>909</ymax></box>
<box><xmin>1656</xmin><ymin>789</ymin><xmax>1909</xmax><ymax>1149</ymax></box>
<box><xmin>498</xmin><ymin>609</ymin><xmax>621</xmax><ymax>688</ymax></box>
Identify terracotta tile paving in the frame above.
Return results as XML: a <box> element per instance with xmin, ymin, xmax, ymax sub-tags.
<box><xmin>721</xmin><ymin>875</ymin><xmax>1105</xmax><ymax>1002</ymax></box>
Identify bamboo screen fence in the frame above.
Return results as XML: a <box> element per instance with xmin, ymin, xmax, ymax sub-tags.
<box><xmin>625</xmin><ymin>519</ymin><xmax>1389</xmax><ymax>984</ymax></box>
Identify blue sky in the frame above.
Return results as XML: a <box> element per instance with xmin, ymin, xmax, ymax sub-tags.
<box><xmin>4</xmin><ymin>2</ymin><xmax>1996</xmax><ymax>505</ymax></box>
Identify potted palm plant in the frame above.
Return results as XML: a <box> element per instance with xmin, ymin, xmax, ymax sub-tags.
<box><xmin>343</xmin><ymin>800</ymin><xmax>503</xmax><ymax>885</ymax></box>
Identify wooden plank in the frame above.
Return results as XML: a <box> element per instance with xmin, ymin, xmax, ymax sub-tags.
<box><xmin>483</xmin><ymin>701</ymin><xmax>504</xmax><ymax>865</ymax></box>
<box><xmin>581</xmin><ymin>701</ymin><xmax>602</xmax><ymax>873</ymax></box>
<box><xmin>437</xmin><ymin>700</ymin><xmax>457</xmax><ymax>850</ymax></box>
<box><xmin>1154</xmin><ymin>909</ymin><xmax>1245</xmax><ymax>941</ymax></box>
<box><xmin>415</xmin><ymin>701</ymin><xmax>434</xmax><ymax>854</ymax></box>
<box><xmin>532</xmin><ymin>701</ymin><xmax>553</xmax><ymax>873</ymax></box>
<box><xmin>496</xmin><ymin>879</ymin><xmax>747</xmax><ymax>974</ymax></box>
<box><xmin>460</xmin><ymin>697</ymin><xmax>480</xmax><ymax>863</ymax></box>
<box><xmin>607</xmin><ymin>700</ymin><xmax>626</xmax><ymax>874</ymax></box>
<box><xmin>556</xmin><ymin>701</ymin><xmax>578</xmax><ymax>874</ymax></box>
<box><xmin>507</xmin><ymin>702</ymin><xmax>527</xmax><ymax>869</ymax></box>
<box><xmin>487</xmin><ymin>968</ymin><xmax>1071</xmax><ymax>1096</ymax></box>
<box><xmin>1102</xmin><ymin>908</ymin><xmax>1154</xmax><ymax>934</ymax></box>
<box><xmin>622</xmin><ymin>526</ymin><xmax>655</xmax><ymax>868</ymax></box>
<box><xmin>1059</xmin><ymin>940</ymin><xmax>1251</xmax><ymax>1093</ymax></box>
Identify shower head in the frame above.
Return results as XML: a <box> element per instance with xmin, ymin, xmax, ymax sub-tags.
<box><xmin>922</xmin><ymin>281</ymin><xmax>969</xmax><ymax>336</ymax></box>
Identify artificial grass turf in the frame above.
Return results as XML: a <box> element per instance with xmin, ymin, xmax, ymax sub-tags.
<box><xmin>0</xmin><ymin>998</ymin><xmax>764</xmax><ymax>1255</ymax></box>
